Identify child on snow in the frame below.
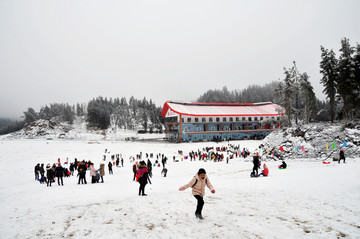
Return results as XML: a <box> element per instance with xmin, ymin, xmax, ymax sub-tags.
<box><xmin>161</xmin><ymin>168</ymin><xmax>168</xmax><ymax>177</ymax></box>
<box><xmin>279</xmin><ymin>160</ymin><xmax>287</xmax><ymax>169</ymax></box>
<box><xmin>179</xmin><ymin>168</ymin><xmax>215</xmax><ymax>219</ymax></box>
<box><xmin>261</xmin><ymin>163</ymin><xmax>269</xmax><ymax>176</ymax></box>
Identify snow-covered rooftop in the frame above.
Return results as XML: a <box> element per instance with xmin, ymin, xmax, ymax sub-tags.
<box><xmin>161</xmin><ymin>101</ymin><xmax>285</xmax><ymax>117</ymax></box>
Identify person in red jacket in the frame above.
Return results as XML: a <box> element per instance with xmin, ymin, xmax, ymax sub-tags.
<box><xmin>179</xmin><ymin>168</ymin><xmax>215</xmax><ymax>219</ymax></box>
<box><xmin>137</xmin><ymin>161</ymin><xmax>149</xmax><ymax>196</ymax></box>
<box><xmin>261</xmin><ymin>163</ymin><xmax>269</xmax><ymax>176</ymax></box>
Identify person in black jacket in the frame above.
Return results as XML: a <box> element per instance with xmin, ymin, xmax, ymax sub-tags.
<box><xmin>78</xmin><ymin>161</ymin><xmax>87</xmax><ymax>184</ymax></box>
<box><xmin>74</xmin><ymin>158</ymin><xmax>78</xmax><ymax>171</ymax></box>
<box><xmin>34</xmin><ymin>163</ymin><xmax>41</xmax><ymax>181</ymax></box>
<box><xmin>108</xmin><ymin>162</ymin><xmax>113</xmax><ymax>175</ymax></box>
<box><xmin>339</xmin><ymin>148</ymin><xmax>346</xmax><ymax>163</ymax></box>
<box><xmin>147</xmin><ymin>159</ymin><xmax>152</xmax><ymax>178</ymax></box>
<box><xmin>40</xmin><ymin>164</ymin><xmax>45</xmax><ymax>178</ymax></box>
<box><xmin>162</xmin><ymin>156</ymin><xmax>167</xmax><ymax>168</ymax></box>
<box><xmin>46</xmin><ymin>164</ymin><xmax>55</xmax><ymax>187</ymax></box>
<box><xmin>69</xmin><ymin>163</ymin><xmax>74</xmax><ymax>176</ymax></box>
<box><xmin>55</xmin><ymin>164</ymin><xmax>64</xmax><ymax>186</ymax></box>
<box><xmin>252</xmin><ymin>153</ymin><xmax>260</xmax><ymax>177</ymax></box>
<box><xmin>132</xmin><ymin>163</ymin><xmax>137</xmax><ymax>181</ymax></box>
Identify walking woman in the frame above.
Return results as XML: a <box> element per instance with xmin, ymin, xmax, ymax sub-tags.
<box><xmin>179</xmin><ymin>168</ymin><xmax>215</xmax><ymax>219</ymax></box>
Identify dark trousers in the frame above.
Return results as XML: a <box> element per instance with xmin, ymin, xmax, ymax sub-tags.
<box><xmin>133</xmin><ymin>173</ymin><xmax>137</xmax><ymax>181</ymax></box>
<box><xmin>47</xmin><ymin>178</ymin><xmax>52</xmax><ymax>186</ymax></box>
<box><xmin>35</xmin><ymin>172</ymin><xmax>39</xmax><ymax>180</ymax></box>
<box><xmin>339</xmin><ymin>157</ymin><xmax>345</xmax><ymax>163</ymax></box>
<box><xmin>57</xmin><ymin>176</ymin><xmax>63</xmax><ymax>185</ymax></box>
<box><xmin>194</xmin><ymin>195</ymin><xmax>204</xmax><ymax>215</ymax></box>
<box><xmin>139</xmin><ymin>184</ymin><xmax>146</xmax><ymax>195</ymax></box>
<box><xmin>252</xmin><ymin>165</ymin><xmax>258</xmax><ymax>176</ymax></box>
<box><xmin>78</xmin><ymin>174</ymin><xmax>87</xmax><ymax>184</ymax></box>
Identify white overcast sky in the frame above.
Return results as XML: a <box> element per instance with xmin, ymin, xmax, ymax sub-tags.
<box><xmin>1</xmin><ymin>0</ymin><xmax>359</xmax><ymax>118</ymax></box>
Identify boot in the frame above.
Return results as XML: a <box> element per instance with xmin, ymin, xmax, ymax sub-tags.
<box><xmin>195</xmin><ymin>213</ymin><xmax>203</xmax><ymax>219</ymax></box>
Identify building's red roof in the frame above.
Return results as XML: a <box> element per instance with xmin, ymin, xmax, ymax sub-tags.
<box><xmin>161</xmin><ymin>101</ymin><xmax>285</xmax><ymax>117</ymax></box>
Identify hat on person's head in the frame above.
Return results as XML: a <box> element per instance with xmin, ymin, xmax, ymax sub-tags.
<box><xmin>198</xmin><ymin>168</ymin><xmax>206</xmax><ymax>175</ymax></box>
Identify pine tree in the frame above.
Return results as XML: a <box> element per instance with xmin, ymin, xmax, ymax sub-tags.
<box><xmin>353</xmin><ymin>44</ymin><xmax>360</xmax><ymax>118</ymax></box>
<box><xmin>289</xmin><ymin>61</ymin><xmax>301</xmax><ymax>125</ymax></box>
<box><xmin>39</xmin><ymin>105</ymin><xmax>52</xmax><ymax>120</ymax></box>
<box><xmin>63</xmin><ymin>104</ymin><xmax>75</xmax><ymax>124</ymax></box>
<box><xmin>283</xmin><ymin>67</ymin><xmax>293</xmax><ymax>126</ymax></box>
<box><xmin>300</xmin><ymin>73</ymin><xmax>317</xmax><ymax>123</ymax></box>
<box><xmin>274</xmin><ymin>81</ymin><xmax>284</xmax><ymax>105</ymax></box>
<box><xmin>76</xmin><ymin>103</ymin><xmax>84</xmax><ymax>116</ymax></box>
<box><xmin>24</xmin><ymin>108</ymin><xmax>39</xmax><ymax>124</ymax></box>
<box><xmin>337</xmin><ymin>38</ymin><xmax>356</xmax><ymax>119</ymax></box>
<box><xmin>320</xmin><ymin>46</ymin><xmax>338</xmax><ymax>122</ymax></box>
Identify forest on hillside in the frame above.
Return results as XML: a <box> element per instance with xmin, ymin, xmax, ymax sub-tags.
<box><xmin>1</xmin><ymin>38</ymin><xmax>359</xmax><ymax>135</ymax></box>
<box><xmin>0</xmin><ymin>97</ymin><xmax>163</xmax><ymax>135</ymax></box>
<box><xmin>197</xmin><ymin>37</ymin><xmax>360</xmax><ymax>126</ymax></box>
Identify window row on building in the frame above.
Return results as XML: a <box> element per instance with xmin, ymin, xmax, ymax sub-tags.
<box><xmin>182</xmin><ymin>116</ymin><xmax>280</xmax><ymax>123</ymax></box>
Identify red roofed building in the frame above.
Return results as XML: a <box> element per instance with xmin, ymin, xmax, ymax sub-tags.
<box><xmin>161</xmin><ymin>101</ymin><xmax>285</xmax><ymax>142</ymax></box>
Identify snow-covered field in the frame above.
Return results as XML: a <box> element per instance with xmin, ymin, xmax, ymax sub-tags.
<box><xmin>0</xmin><ymin>140</ymin><xmax>359</xmax><ymax>239</ymax></box>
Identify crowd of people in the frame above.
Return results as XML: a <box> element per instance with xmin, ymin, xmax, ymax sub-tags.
<box><xmin>34</xmin><ymin>152</ymin><xmax>125</xmax><ymax>186</ymax></box>
<box><xmin>33</xmin><ymin>144</ymin><xmax>347</xmax><ymax>219</ymax></box>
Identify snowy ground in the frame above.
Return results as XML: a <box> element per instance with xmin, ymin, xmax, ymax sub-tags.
<box><xmin>0</xmin><ymin>140</ymin><xmax>359</xmax><ymax>239</ymax></box>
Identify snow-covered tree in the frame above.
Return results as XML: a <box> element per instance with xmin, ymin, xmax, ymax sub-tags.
<box><xmin>23</xmin><ymin>108</ymin><xmax>39</xmax><ymax>124</ymax></box>
<box><xmin>320</xmin><ymin>46</ymin><xmax>338</xmax><ymax>122</ymax></box>
<box><xmin>283</xmin><ymin>66</ymin><xmax>293</xmax><ymax>126</ymax></box>
<box><xmin>353</xmin><ymin>44</ymin><xmax>360</xmax><ymax>118</ymax></box>
<box><xmin>337</xmin><ymin>38</ymin><xmax>356</xmax><ymax>119</ymax></box>
<box><xmin>300</xmin><ymin>73</ymin><xmax>317</xmax><ymax>123</ymax></box>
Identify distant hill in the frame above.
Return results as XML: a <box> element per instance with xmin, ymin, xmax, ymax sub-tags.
<box><xmin>0</xmin><ymin>116</ymin><xmax>164</xmax><ymax>141</ymax></box>
<box><xmin>197</xmin><ymin>81</ymin><xmax>279</xmax><ymax>103</ymax></box>
<box><xmin>0</xmin><ymin>118</ymin><xmax>25</xmax><ymax>135</ymax></box>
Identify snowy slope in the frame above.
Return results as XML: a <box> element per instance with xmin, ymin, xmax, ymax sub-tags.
<box><xmin>0</xmin><ymin>140</ymin><xmax>359</xmax><ymax>239</ymax></box>
<box><xmin>260</xmin><ymin>122</ymin><xmax>360</xmax><ymax>160</ymax></box>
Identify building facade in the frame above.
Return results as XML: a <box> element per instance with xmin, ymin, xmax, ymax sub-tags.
<box><xmin>161</xmin><ymin>101</ymin><xmax>284</xmax><ymax>142</ymax></box>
